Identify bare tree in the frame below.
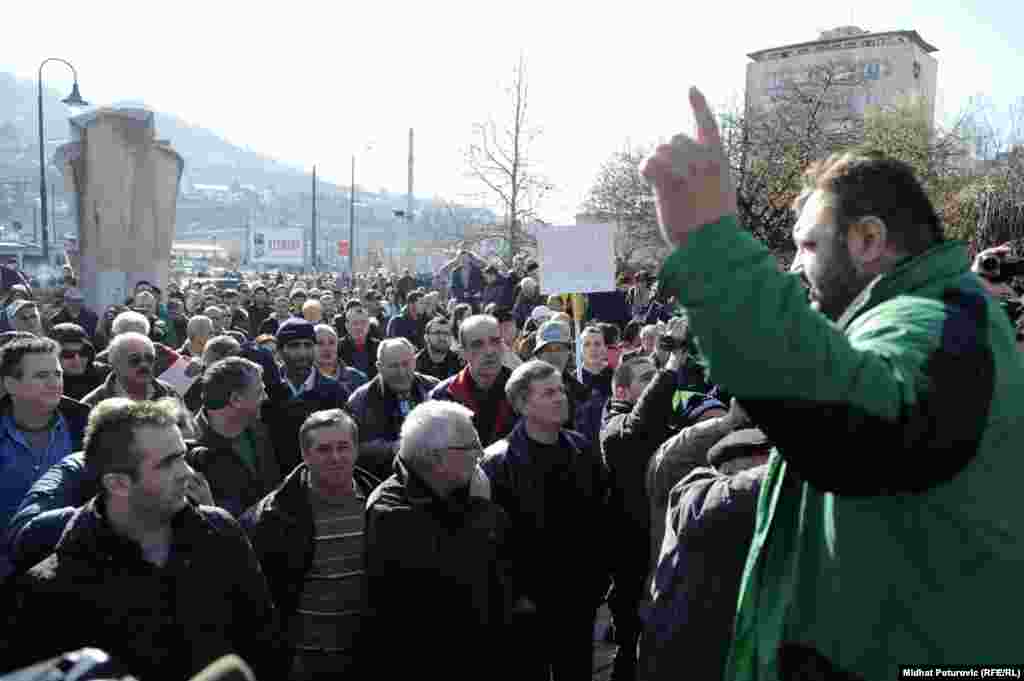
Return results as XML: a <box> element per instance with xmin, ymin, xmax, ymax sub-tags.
<box><xmin>466</xmin><ymin>56</ymin><xmax>553</xmax><ymax>265</ymax></box>
<box><xmin>581</xmin><ymin>145</ymin><xmax>667</xmax><ymax>269</ymax></box>
<box><xmin>724</xmin><ymin>59</ymin><xmax>869</xmax><ymax>253</ymax></box>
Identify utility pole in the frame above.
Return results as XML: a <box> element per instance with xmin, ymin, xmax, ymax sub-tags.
<box><xmin>311</xmin><ymin>165</ymin><xmax>318</xmax><ymax>271</ymax></box>
<box><xmin>349</xmin><ymin>155</ymin><xmax>355</xmax><ymax>276</ymax></box>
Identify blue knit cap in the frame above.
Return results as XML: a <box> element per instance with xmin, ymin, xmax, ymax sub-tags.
<box><xmin>275</xmin><ymin>318</ymin><xmax>315</xmax><ymax>346</ymax></box>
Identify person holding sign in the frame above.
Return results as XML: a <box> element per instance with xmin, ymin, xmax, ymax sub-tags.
<box><xmin>641</xmin><ymin>87</ymin><xmax>1024</xmax><ymax>680</ymax></box>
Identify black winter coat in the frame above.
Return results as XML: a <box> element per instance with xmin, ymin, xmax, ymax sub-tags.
<box><xmin>10</xmin><ymin>498</ymin><xmax>284</xmax><ymax>681</ymax></box>
<box><xmin>481</xmin><ymin>421</ymin><xmax>609</xmax><ymax>611</ymax></box>
<box><xmin>599</xmin><ymin>369</ymin><xmax>679</xmax><ymax>561</ymax></box>
<box><xmin>345</xmin><ymin>373</ymin><xmax>439</xmax><ymax>479</ymax></box>
<box><xmin>262</xmin><ymin>372</ymin><xmax>351</xmax><ymax>473</ymax></box>
<box><xmin>364</xmin><ymin>457</ymin><xmax>510</xmax><ymax>681</ymax></box>
<box><xmin>188</xmin><ymin>412</ymin><xmax>282</xmax><ymax>518</ymax></box>
<box><xmin>240</xmin><ymin>463</ymin><xmax>379</xmax><ymax>671</ymax></box>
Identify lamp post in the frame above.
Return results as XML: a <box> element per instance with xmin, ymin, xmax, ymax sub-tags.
<box><xmin>38</xmin><ymin>58</ymin><xmax>88</xmax><ymax>265</ymax></box>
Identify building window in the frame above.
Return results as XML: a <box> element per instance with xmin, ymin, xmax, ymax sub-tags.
<box><xmin>864</xmin><ymin>62</ymin><xmax>881</xmax><ymax>80</ymax></box>
<box><xmin>913</xmin><ymin>61</ymin><xmax>921</xmax><ymax>79</ymax></box>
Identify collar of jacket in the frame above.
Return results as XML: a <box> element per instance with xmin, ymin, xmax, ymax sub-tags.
<box><xmin>0</xmin><ymin>394</ymin><xmax>85</xmax><ymax>437</ymax></box>
<box><xmin>837</xmin><ymin>240</ymin><xmax>969</xmax><ymax>331</ymax></box>
<box><xmin>97</xmin><ymin>371</ymin><xmax>175</xmax><ymax>400</ymax></box>
<box><xmin>504</xmin><ymin>418</ymin><xmax>585</xmax><ymax>466</ymax></box>
<box><xmin>194</xmin><ymin>409</ymin><xmax>267</xmax><ymax>450</ymax></box>
<box><xmin>448</xmin><ymin>366</ymin><xmax>514</xmax><ymax>432</ymax></box>
<box><xmin>372</xmin><ymin>372</ymin><xmax>434</xmax><ymax>402</ymax></box>
<box><xmin>258</xmin><ymin>463</ymin><xmax>380</xmax><ymax>523</ymax></box>
<box><xmin>392</xmin><ymin>455</ymin><xmax>483</xmax><ymax>512</ymax></box>
<box><xmin>55</xmin><ymin>494</ymin><xmax>212</xmax><ymax>562</ymax></box>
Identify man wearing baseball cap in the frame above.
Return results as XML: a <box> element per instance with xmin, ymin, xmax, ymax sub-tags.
<box><xmin>265</xmin><ymin>318</ymin><xmax>351</xmax><ymax>472</ymax></box>
<box><xmin>532</xmin><ymin>320</ymin><xmax>590</xmax><ymax>434</ymax></box>
<box><xmin>49</xmin><ymin>288</ymin><xmax>98</xmax><ymax>340</ymax></box>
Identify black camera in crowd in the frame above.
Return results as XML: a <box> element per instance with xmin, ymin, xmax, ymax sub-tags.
<box><xmin>978</xmin><ymin>255</ymin><xmax>1024</xmax><ymax>283</ymax></box>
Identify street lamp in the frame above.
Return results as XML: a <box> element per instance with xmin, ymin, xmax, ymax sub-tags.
<box><xmin>38</xmin><ymin>57</ymin><xmax>88</xmax><ymax>265</ymax></box>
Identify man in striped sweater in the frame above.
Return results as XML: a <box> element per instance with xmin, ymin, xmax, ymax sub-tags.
<box><xmin>242</xmin><ymin>409</ymin><xmax>378</xmax><ymax>680</ymax></box>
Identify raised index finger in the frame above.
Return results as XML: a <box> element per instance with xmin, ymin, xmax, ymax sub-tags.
<box><xmin>690</xmin><ymin>86</ymin><xmax>722</xmax><ymax>149</ymax></box>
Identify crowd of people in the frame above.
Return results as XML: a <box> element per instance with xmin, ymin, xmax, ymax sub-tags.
<box><xmin>2</xmin><ymin>88</ymin><xmax>1024</xmax><ymax>681</ymax></box>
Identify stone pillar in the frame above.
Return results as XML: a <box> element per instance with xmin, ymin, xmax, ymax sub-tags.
<box><xmin>57</xmin><ymin>106</ymin><xmax>183</xmax><ymax>313</ymax></box>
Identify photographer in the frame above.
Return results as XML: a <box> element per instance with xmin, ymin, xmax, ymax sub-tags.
<box><xmin>972</xmin><ymin>243</ymin><xmax>1024</xmax><ymax>325</ymax></box>
<box><xmin>598</xmin><ymin>316</ymin><xmax>691</xmax><ymax>681</ymax></box>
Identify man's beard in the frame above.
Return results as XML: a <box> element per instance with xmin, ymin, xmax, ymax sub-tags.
<box><xmin>810</xmin><ymin>239</ymin><xmax>871</xmax><ymax>322</ymax></box>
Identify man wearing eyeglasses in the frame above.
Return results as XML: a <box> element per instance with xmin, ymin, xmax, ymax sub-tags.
<box><xmin>415</xmin><ymin>317</ymin><xmax>462</xmax><ymax>380</ymax></box>
<box><xmin>364</xmin><ymin>400</ymin><xmax>508</xmax><ymax>680</ymax></box>
<box><xmin>48</xmin><ymin>323</ymin><xmax>108</xmax><ymax>401</ymax></box>
<box><xmin>81</xmin><ymin>332</ymin><xmax>182</xmax><ymax>408</ymax></box>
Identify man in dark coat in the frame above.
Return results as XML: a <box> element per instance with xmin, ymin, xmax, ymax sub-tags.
<box><xmin>482</xmin><ymin>360</ymin><xmax>608</xmax><ymax>680</ymax></box>
<box><xmin>265</xmin><ymin>319</ymin><xmax>351</xmax><ymax>473</ymax></box>
<box><xmin>365</xmin><ymin>400</ymin><xmax>509</xmax><ymax>681</ymax></box>
<box><xmin>415</xmin><ymin>316</ymin><xmax>463</xmax><ymax>381</ymax></box>
<box><xmin>187</xmin><ymin>357</ymin><xmax>282</xmax><ymax>517</ymax></box>
<box><xmin>639</xmin><ymin>429</ymin><xmax>770</xmax><ymax>681</ymax></box>
<box><xmin>347</xmin><ymin>339</ymin><xmax>438</xmax><ymax>480</ymax></box>
<box><xmin>48</xmin><ymin>323</ymin><xmax>108</xmax><ymax>401</ymax></box>
<box><xmin>47</xmin><ymin>287</ymin><xmax>99</xmax><ymax>340</ymax></box>
<box><xmin>338</xmin><ymin>304</ymin><xmax>380</xmax><ymax>381</ymax></box>
<box><xmin>481</xmin><ymin>265</ymin><xmax>517</xmax><ymax>310</ymax></box>
<box><xmin>449</xmin><ymin>251</ymin><xmax>485</xmax><ymax>306</ymax></box>
<box><xmin>385</xmin><ymin>291</ymin><xmax>425</xmax><ymax>349</ymax></box>
<box><xmin>599</xmin><ymin>353</ymin><xmax>675</xmax><ymax>681</ymax></box>
<box><xmin>242</xmin><ymin>409</ymin><xmax>379</xmax><ymax>678</ymax></box>
<box><xmin>8</xmin><ymin>399</ymin><xmax>283</xmax><ymax>681</ymax></box>
<box><xmin>430</xmin><ymin>315</ymin><xmax>515</xmax><ymax>447</ymax></box>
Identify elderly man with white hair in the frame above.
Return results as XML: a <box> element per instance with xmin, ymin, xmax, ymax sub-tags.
<box><xmin>364</xmin><ymin>400</ymin><xmax>508</xmax><ymax>680</ymax></box>
<box><xmin>81</xmin><ymin>331</ymin><xmax>182</xmax><ymax>407</ymax></box>
<box><xmin>179</xmin><ymin>315</ymin><xmax>213</xmax><ymax>358</ymax></box>
<box><xmin>93</xmin><ymin>310</ymin><xmax>186</xmax><ymax>380</ymax></box>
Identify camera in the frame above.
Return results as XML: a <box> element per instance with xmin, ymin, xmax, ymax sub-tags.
<box><xmin>978</xmin><ymin>255</ymin><xmax>1024</xmax><ymax>284</ymax></box>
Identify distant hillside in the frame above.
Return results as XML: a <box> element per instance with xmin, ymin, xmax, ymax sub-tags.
<box><xmin>0</xmin><ymin>71</ymin><xmax>327</xmax><ymax>194</ymax></box>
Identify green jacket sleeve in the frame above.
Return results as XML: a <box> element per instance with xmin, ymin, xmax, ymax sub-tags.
<box><xmin>659</xmin><ymin>216</ymin><xmax>992</xmax><ymax>495</ymax></box>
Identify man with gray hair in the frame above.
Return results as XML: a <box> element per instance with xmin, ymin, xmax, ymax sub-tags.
<box><xmin>364</xmin><ymin>400</ymin><xmax>509</xmax><ymax>680</ymax></box>
<box><xmin>482</xmin><ymin>359</ymin><xmax>609</xmax><ymax>680</ymax></box>
<box><xmin>347</xmin><ymin>338</ymin><xmax>439</xmax><ymax>479</ymax></box>
<box><xmin>180</xmin><ymin>315</ymin><xmax>213</xmax><ymax>358</ymax></box>
<box><xmin>94</xmin><ymin>310</ymin><xmax>182</xmax><ymax>378</ymax></box>
<box><xmin>182</xmin><ymin>334</ymin><xmax>241</xmax><ymax>413</ymax></box>
<box><xmin>186</xmin><ymin>357</ymin><xmax>279</xmax><ymax>517</ymax></box>
<box><xmin>82</xmin><ymin>331</ymin><xmax>181</xmax><ymax>407</ymax></box>
<box><xmin>429</xmin><ymin>314</ymin><xmax>515</xmax><ymax>447</ymax></box>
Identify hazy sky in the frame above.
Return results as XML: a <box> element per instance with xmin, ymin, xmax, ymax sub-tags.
<box><xmin>3</xmin><ymin>0</ymin><xmax>1021</xmax><ymax>223</ymax></box>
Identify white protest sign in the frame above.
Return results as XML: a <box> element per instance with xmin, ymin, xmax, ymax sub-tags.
<box><xmin>536</xmin><ymin>222</ymin><xmax>616</xmax><ymax>294</ymax></box>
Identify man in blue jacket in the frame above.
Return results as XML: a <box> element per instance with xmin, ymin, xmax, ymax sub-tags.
<box><xmin>0</xmin><ymin>337</ymin><xmax>88</xmax><ymax>580</ymax></box>
<box><xmin>265</xmin><ymin>319</ymin><xmax>351</xmax><ymax>473</ymax></box>
<box><xmin>385</xmin><ymin>291</ymin><xmax>425</xmax><ymax>349</ymax></box>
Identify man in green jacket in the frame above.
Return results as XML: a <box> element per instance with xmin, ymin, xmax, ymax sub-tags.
<box><xmin>640</xmin><ymin>87</ymin><xmax>1024</xmax><ymax>680</ymax></box>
